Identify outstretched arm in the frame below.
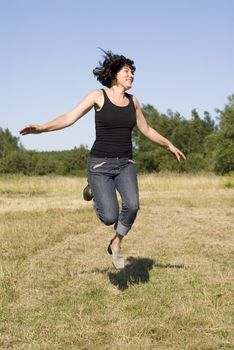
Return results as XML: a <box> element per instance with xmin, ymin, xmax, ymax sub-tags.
<box><xmin>19</xmin><ymin>90</ymin><xmax>101</xmax><ymax>135</ymax></box>
<box><xmin>133</xmin><ymin>96</ymin><xmax>186</xmax><ymax>161</ymax></box>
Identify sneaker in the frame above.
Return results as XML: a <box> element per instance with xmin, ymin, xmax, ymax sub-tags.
<box><xmin>112</xmin><ymin>249</ymin><xmax>125</xmax><ymax>269</ymax></box>
<box><xmin>83</xmin><ymin>184</ymin><xmax>93</xmax><ymax>201</ymax></box>
<box><xmin>107</xmin><ymin>240</ymin><xmax>124</xmax><ymax>269</ymax></box>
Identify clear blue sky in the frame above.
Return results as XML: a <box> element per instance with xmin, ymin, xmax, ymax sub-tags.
<box><xmin>0</xmin><ymin>0</ymin><xmax>233</xmax><ymax>151</ymax></box>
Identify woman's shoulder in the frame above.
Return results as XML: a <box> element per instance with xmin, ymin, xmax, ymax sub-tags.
<box><xmin>87</xmin><ymin>89</ymin><xmax>104</xmax><ymax>97</ymax></box>
<box><xmin>87</xmin><ymin>89</ymin><xmax>105</xmax><ymax>111</ymax></box>
<box><xmin>84</xmin><ymin>89</ymin><xmax>104</xmax><ymax>103</ymax></box>
<box><xmin>126</xmin><ymin>93</ymin><xmax>140</xmax><ymax>109</ymax></box>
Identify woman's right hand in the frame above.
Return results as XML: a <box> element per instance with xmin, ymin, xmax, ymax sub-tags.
<box><xmin>19</xmin><ymin>124</ymin><xmax>44</xmax><ymax>135</ymax></box>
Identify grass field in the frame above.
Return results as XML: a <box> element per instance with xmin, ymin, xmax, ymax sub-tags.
<box><xmin>0</xmin><ymin>174</ymin><xmax>233</xmax><ymax>350</ymax></box>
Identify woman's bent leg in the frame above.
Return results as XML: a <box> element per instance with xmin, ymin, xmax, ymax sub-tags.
<box><xmin>114</xmin><ymin>161</ymin><xmax>139</xmax><ymax>236</ymax></box>
<box><xmin>88</xmin><ymin>172</ymin><xmax>119</xmax><ymax>226</ymax></box>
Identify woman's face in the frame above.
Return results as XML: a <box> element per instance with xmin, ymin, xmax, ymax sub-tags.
<box><xmin>115</xmin><ymin>65</ymin><xmax>134</xmax><ymax>90</ymax></box>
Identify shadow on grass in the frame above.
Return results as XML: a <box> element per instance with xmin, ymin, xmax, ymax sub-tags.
<box><xmin>108</xmin><ymin>257</ymin><xmax>185</xmax><ymax>291</ymax></box>
<box><xmin>80</xmin><ymin>258</ymin><xmax>185</xmax><ymax>291</ymax></box>
<box><xmin>108</xmin><ymin>256</ymin><xmax>154</xmax><ymax>291</ymax></box>
<box><xmin>154</xmin><ymin>262</ymin><xmax>185</xmax><ymax>269</ymax></box>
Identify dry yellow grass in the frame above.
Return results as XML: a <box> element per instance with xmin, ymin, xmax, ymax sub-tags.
<box><xmin>0</xmin><ymin>174</ymin><xmax>233</xmax><ymax>350</ymax></box>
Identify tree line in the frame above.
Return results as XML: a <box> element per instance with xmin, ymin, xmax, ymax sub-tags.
<box><xmin>1</xmin><ymin>95</ymin><xmax>233</xmax><ymax>176</ymax></box>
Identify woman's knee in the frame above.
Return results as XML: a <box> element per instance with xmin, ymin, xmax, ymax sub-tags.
<box><xmin>101</xmin><ymin>212</ymin><xmax>118</xmax><ymax>226</ymax></box>
<box><xmin>126</xmin><ymin>202</ymin><xmax>139</xmax><ymax>219</ymax></box>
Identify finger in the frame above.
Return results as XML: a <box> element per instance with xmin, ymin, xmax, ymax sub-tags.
<box><xmin>177</xmin><ymin>152</ymin><xmax>185</xmax><ymax>161</ymax></box>
<box><xmin>20</xmin><ymin>128</ymin><xmax>30</xmax><ymax>135</ymax></box>
<box><xmin>179</xmin><ymin>151</ymin><xmax>186</xmax><ymax>160</ymax></box>
<box><xmin>175</xmin><ymin>148</ymin><xmax>186</xmax><ymax>160</ymax></box>
<box><xmin>19</xmin><ymin>129</ymin><xmax>27</xmax><ymax>135</ymax></box>
<box><xmin>19</xmin><ymin>126</ymin><xmax>34</xmax><ymax>135</ymax></box>
<box><xmin>19</xmin><ymin>127</ymin><xmax>26</xmax><ymax>134</ymax></box>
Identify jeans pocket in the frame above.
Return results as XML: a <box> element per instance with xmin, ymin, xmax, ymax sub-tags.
<box><xmin>92</xmin><ymin>161</ymin><xmax>107</xmax><ymax>169</ymax></box>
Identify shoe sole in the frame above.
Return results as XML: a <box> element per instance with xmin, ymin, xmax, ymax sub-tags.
<box><xmin>83</xmin><ymin>185</ymin><xmax>93</xmax><ymax>201</ymax></box>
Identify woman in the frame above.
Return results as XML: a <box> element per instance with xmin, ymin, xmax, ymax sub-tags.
<box><xmin>20</xmin><ymin>50</ymin><xmax>186</xmax><ymax>269</ymax></box>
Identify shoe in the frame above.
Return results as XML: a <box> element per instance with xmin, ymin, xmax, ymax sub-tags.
<box><xmin>83</xmin><ymin>184</ymin><xmax>93</xmax><ymax>201</ymax></box>
<box><xmin>112</xmin><ymin>249</ymin><xmax>125</xmax><ymax>269</ymax></box>
<box><xmin>107</xmin><ymin>240</ymin><xmax>124</xmax><ymax>269</ymax></box>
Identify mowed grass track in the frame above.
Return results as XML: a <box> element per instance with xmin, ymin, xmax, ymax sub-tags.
<box><xmin>0</xmin><ymin>175</ymin><xmax>233</xmax><ymax>350</ymax></box>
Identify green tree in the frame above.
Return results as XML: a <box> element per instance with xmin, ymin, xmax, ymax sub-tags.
<box><xmin>133</xmin><ymin>105</ymin><xmax>216</xmax><ymax>173</ymax></box>
<box><xmin>0</xmin><ymin>128</ymin><xmax>22</xmax><ymax>158</ymax></box>
<box><xmin>1</xmin><ymin>150</ymin><xmax>28</xmax><ymax>174</ymax></box>
<box><xmin>212</xmin><ymin>95</ymin><xmax>234</xmax><ymax>174</ymax></box>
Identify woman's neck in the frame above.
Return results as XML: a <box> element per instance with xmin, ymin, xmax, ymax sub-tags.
<box><xmin>108</xmin><ymin>85</ymin><xmax>126</xmax><ymax>99</ymax></box>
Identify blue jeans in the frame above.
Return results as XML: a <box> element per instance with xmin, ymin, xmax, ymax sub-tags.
<box><xmin>87</xmin><ymin>157</ymin><xmax>139</xmax><ymax>236</ymax></box>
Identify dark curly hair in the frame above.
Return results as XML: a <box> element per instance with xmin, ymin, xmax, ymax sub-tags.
<box><xmin>93</xmin><ymin>49</ymin><xmax>136</xmax><ymax>87</ymax></box>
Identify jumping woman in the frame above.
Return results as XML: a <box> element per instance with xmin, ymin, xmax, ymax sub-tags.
<box><xmin>20</xmin><ymin>50</ymin><xmax>186</xmax><ymax>269</ymax></box>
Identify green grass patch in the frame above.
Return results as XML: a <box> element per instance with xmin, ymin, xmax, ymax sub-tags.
<box><xmin>0</xmin><ymin>175</ymin><xmax>233</xmax><ymax>350</ymax></box>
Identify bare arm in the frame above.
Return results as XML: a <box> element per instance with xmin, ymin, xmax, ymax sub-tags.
<box><xmin>133</xmin><ymin>96</ymin><xmax>186</xmax><ymax>161</ymax></box>
<box><xmin>19</xmin><ymin>90</ymin><xmax>102</xmax><ymax>135</ymax></box>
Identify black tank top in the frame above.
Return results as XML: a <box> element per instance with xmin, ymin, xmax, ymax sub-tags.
<box><xmin>90</xmin><ymin>89</ymin><xmax>136</xmax><ymax>158</ymax></box>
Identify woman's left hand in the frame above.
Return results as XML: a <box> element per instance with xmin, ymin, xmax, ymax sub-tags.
<box><xmin>167</xmin><ymin>143</ymin><xmax>186</xmax><ymax>161</ymax></box>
